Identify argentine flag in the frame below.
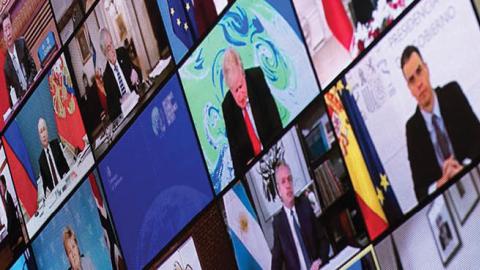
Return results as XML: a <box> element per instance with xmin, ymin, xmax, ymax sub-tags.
<box><xmin>223</xmin><ymin>183</ymin><xmax>271</xmax><ymax>270</ymax></box>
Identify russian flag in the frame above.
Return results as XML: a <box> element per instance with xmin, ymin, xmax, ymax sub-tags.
<box><xmin>223</xmin><ymin>183</ymin><xmax>271</xmax><ymax>270</ymax></box>
<box><xmin>3</xmin><ymin>120</ymin><xmax>37</xmax><ymax>217</ymax></box>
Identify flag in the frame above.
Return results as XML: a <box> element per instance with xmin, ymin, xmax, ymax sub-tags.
<box><xmin>48</xmin><ymin>55</ymin><xmax>86</xmax><ymax>151</ymax></box>
<box><xmin>0</xmin><ymin>51</ymin><xmax>10</xmax><ymax>128</ymax></box>
<box><xmin>3</xmin><ymin>121</ymin><xmax>37</xmax><ymax>216</ymax></box>
<box><xmin>223</xmin><ymin>183</ymin><xmax>271</xmax><ymax>270</ymax></box>
<box><xmin>324</xmin><ymin>80</ymin><xmax>387</xmax><ymax>240</ymax></box>
<box><xmin>339</xmin><ymin>84</ymin><xmax>403</xmax><ymax>225</ymax></box>
<box><xmin>167</xmin><ymin>0</ymin><xmax>200</xmax><ymax>48</ymax></box>
<box><xmin>322</xmin><ymin>0</ymin><xmax>354</xmax><ymax>51</ymax></box>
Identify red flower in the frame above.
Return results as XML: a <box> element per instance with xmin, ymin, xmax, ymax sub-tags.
<box><xmin>358</xmin><ymin>40</ymin><xmax>365</xmax><ymax>51</ymax></box>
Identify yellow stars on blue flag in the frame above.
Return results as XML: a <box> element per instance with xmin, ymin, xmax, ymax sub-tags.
<box><xmin>380</xmin><ymin>174</ymin><xmax>390</xmax><ymax>191</ymax></box>
<box><xmin>376</xmin><ymin>174</ymin><xmax>390</xmax><ymax>205</ymax></box>
<box><xmin>376</xmin><ymin>187</ymin><xmax>385</xmax><ymax>205</ymax></box>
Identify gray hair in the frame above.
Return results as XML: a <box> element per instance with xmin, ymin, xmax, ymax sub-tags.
<box><xmin>99</xmin><ymin>28</ymin><xmax>112</xmax><ymax>55</ymax></box>
<box><xmin>37</xmin><ymin>117</ymin><xmax>47</xmax><ymax>131</ymax></box>
<box><xmin>222</xmin><ymin>48</ymin><xmax>245</xmax><ymax>86</ymax></box>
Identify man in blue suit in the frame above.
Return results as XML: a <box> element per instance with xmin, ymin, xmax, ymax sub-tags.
<box><xmin>271</xmin><ymin>161</ymin><xmax>330</xmax><ymax>270</ymax></box>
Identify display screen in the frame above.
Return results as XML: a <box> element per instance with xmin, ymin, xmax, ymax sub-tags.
<box><xmin>1</xmin><ymin>0</ymin><xmax>480</xmax><ymax>269</ymax></box>
<box><xmin>98</xmin><ymin>74</ymin><xmax>212</xmax><ymax>269</ymax></box>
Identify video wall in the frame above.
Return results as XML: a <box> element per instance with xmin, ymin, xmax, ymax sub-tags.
<box><xmin>1</xmin><ymin>0</ymin><xmax>480</xmax><ymax>269</ymax></box>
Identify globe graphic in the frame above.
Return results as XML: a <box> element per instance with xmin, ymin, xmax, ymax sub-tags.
<box><xmin>151</xmin><ymin>106</ymin><xmax>166</xmax><ymax>136</ymax></box>
<box><xmin>134</xmin><ymin>185</ymin><xmax>209</xmax><ymax>268</ymax></box>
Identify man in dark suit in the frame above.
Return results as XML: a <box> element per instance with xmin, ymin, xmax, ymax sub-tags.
<box><xmin>0</xmin><ymin>175</ymin><xmax>22</xmax><ymax>249</ymax></box>
<box><xmin>2</xmin><ymin>12</ymin><xmax>37</xmax><ymax>106</ymax></box>
<box><xmin>402</xmin><ymin>45</ymin><xmax>480</xmax><ymax>201</ymax></box>
<box><xmin>37</xmin><ymin>118</ymin><xmax>70</xmax><ymax>196</ymax></box>
<box><xmin>271</xmin><ymin>162</ymin><xmax>330</xmax><ymax>270</ymax></box>
<box><xmin>222</xmin><ymin>48</ymin><xmax>282</xmax><ymax>175</ymax></box>
<box><xmin>100</xmin><ymin>28</ymin><xmax>142</xmax><ymax>121</ymax></box>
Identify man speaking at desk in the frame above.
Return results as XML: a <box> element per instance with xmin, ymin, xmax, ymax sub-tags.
<box><xmin>222</xmin><ymin>48</ymin><xmax>282</xmax><ymax>175</ymax></box>
<box><xmin>100</xmin><ymin>28</ymin><xmax>142</xmax><ymax>121</ymax></box>
<box><xmin>402</xmin><ymin>45</ymin><xmax>480</xmax><ymax>201</ymax></box>
<box><xmin>37</xmin><ymin>118</ymin><xmax>70</xmax><ymax>196</ymax></box>
<box><xmin>271</xmin><ymin>161</ymin><xmax>329</xmax><ymax>270</ymax></box>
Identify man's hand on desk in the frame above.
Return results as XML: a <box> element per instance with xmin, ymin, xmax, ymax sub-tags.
<box><xmin>437</xmin><ymin>156</ymin><xmax>464</xmax><ymax>188</ymax></box>
<box><xmin>67</xmin><ymin>170</ymin><xmax>77</xmax><ymax>180</ymax></box>
<box><xmin>310</xmin><ymin>259</ymin><xmax>322</xmax><ymax>270</ymax></box>
<box><xmin>130</xmin><ymin>69</ymin><xmax>139</xmax><ymax>86</ymax></box>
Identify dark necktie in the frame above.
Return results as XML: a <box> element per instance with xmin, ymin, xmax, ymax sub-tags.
<box><xmin>114</xmin><ymin>64</ymin><xmax>127</xmax><ymax>96</ymax></box>
<box><xmin>243</xmin><ymin>108</ymin><xmax>261</xmax><ymax>155</ymax></box>
<box><xmin>290</xmin><ymin>209</ymin><xmax>311</xmax><ymax>268</ymax></box>
<box><xmin>47</xmin><ymin>148</ymin><xmax>59</xmax><ymax>186</ymax></box>
<box><xmin>432</xmin><ymin>115</ymin><xmax>451</xmax><ymax>161</ymax></box>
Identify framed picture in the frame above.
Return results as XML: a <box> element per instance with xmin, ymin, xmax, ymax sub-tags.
<box><xmin>76</xmin><ymin>26</ymin><xmax>91</xmax><ymax>64</ymax></box>
<box><xmin>156</xmin><ymin>237</ymin><xmax>201</xmax><ymax>270</ymax></box>
<box><xmin>339</xmin><ymin>245</ymin><xmax>380</xmax><ymax>270</ymax></box>
<box><xmin>447</xmin><ymin>171</ymin><xmax>479</xmax><ymax>225</ymax></box>
<box><xmin>115</xmin><ymin>14</ymin><xmax>128</xmax><ymax>42</ymax></box>
<box><xmin>426</xmin><ymin>195</ymin><xmax>461</xmax><ymax>266</ymax></box>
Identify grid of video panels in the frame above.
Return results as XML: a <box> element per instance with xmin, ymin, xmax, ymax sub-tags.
<box><xmin>1</xmin><ymin>0</ymin><xmax>480</xmax><ymax>269</ymax></box>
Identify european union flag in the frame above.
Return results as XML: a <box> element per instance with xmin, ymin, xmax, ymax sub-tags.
<box><xmin>339</xmin><ymin>79</ymin><xmax>404</xmax><ymax>225</ymax></box>
<box><xmin>167</xmin><ymin>0</ymin><xmax>200</xmax><ymax>48</ymax></box>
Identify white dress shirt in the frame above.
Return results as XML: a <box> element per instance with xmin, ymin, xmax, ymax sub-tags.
<box><xmin>109</xmin><ymin>61</ymin><xmax>131</xmax><ymax>96</ymax></box>
<box><xmin>8</xmin><ymin>46</ymin><xmax>27</xmax><ymax>90</ymax></box>
<box><xmin>44</xmin><ymin>144</ymin><xmax>62</xmax><ymax>187</ymax></box>
<box><xmin>420</xmin><ymin>93</ymin><xmax>454</xmax><ymax>195</ymax></box>
<box><xmin>243</xmin><ymin>100</ymin><xmax>262</xmax><ymax>148</ymax></box>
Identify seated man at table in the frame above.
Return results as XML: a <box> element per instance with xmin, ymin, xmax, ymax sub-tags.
<box><xmin>100</xmin><ymin>28</ymin><xmax>142</xmax><ymax>121</ymax></box>
<box><xmin>37</xmin><ymin>117</ymin><xmax>70</xmax><ymax>197</ymax></box>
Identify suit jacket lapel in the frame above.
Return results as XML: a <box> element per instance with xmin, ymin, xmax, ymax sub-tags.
<box><xmin>245</xmin><ymin>71</ymin><xmax>260</xmax><ymax>131</ymax></box>
<box><xmin>15</xmin><ymin>41</ymin><xmax>24</xmax><ymax>67</ymax></box>
<box><xmin>5</xmin><ymin>52</ymin><xmax>14</xmax><ymax>79</ymax></box>
<box><xmin>414</xmin><ymin>107</ymin><xmax>440</xmax><ymax>172</ymax></box>
<box><xmin>279</xmin><ymin>207</ymin><xmax>300</xmax><ymax>267</ymax></box>
<box><xmin>436</xmin><ymin>89</ymin><xmax>456</xmax><ymax>156</ymax></box>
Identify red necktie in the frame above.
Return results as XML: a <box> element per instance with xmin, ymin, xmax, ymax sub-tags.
<box><xmin>243</xmin><ymin>109</ymin><xmax>262</xmax><ymax>155</ymax></box>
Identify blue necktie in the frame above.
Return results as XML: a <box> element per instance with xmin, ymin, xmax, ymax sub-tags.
<box><xmin>432</xmin><ymin>115</ymin><xmax>451</xmax><ymax>160</ymax></box>
<box><xmin>114</xmin><ymin>64</ymin><xmax>127</xmax><ymax>96</ymax></box>
<box><xmin>291</xmin><ymin>209</ymin><xmax>311</xmax><ymax>268</ymax></box>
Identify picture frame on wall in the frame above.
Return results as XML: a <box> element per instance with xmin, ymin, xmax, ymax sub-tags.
<box><xmin>426</xmin><ymin>195</ymin><xmax>461</xmax><ymax>266</ymax></box>
<box><xmin>76</xmin><ymin>26</ymin><xmax>91</xmax><ymax>64</ymax></box>
<box><xmin>447</xmin><ymin>170</ymin><xmax>479</xmax><ymax>225</ymax></box>
<box><xmin>339</xmin><ymin>245</ymin><xmax>380</xmax><ymax>270</ymax></box>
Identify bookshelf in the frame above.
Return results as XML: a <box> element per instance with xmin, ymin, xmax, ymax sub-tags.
<box><xmin>296</xmin><ymin>111</ymin><xmax>368</xmax><ymax>255</ymax></box>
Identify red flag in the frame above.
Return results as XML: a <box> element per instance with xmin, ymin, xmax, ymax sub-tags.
<box><xmin>0</xmin><ymin>51</ymin><xmax>10</xmax><ymax>129</ymax></box>
<box><xmin>4</xmin><ymin>140</ymin><xmax>37</xmax><ymax>216</ymax></box>
<box><xmin>49</xmin><ymin>56</ymin><xmax>86</xmax><ymax>151</ymax></box>
<box><xmin>88</xmin><ymin>173</ymin><xmax>104</xmax><ymax>209</ymax></box>
<box><xmin>322</xmin><ymin>0</ymin><xmax>354</xmax><ymax>51</ymax></box>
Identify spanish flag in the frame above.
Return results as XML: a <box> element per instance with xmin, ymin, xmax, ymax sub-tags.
<box><xmin>324</xmin><ymin>80</ymin><xmax>388</xmax><ymax>240</ymax></box>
